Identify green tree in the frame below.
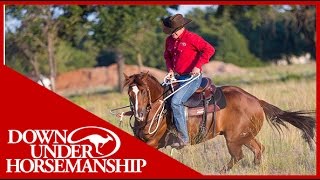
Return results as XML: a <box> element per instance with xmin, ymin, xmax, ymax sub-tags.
<box><xmin>188</xmin><ymin>5</ymin><xmax>315</xmax><ymax>65</ymax></box>
<box><xmin>93</xmin><ymin>6</ymin><xmax>168</xmax><ymax>92</ymax></box>
<box><xmin>220</xmin><ymin>5</ymin><xmax>315</xmax><ymax>62</ymax></box>
<box><xmin>187</xmin><ymin>7</ymin><xmax>262</xmax><ymax>67</ymax></box>
<box><xmin>55</xmin><ymin>39</ymin><xmax>98</xmax><ymax>73</ymax></box>
<box><xmin>54</xmin><ymin>6</ymin><xmax>99</xmax><ymax>73</ymax></box>
<box><xmin>6</xmin><ymin>5</ymin><xmax>99</xmax><ymax>90</ymax></box>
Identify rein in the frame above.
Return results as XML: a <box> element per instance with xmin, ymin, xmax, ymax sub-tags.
<box><xmin>110</xmin><ymin>105</ymin><xmax>131</xmax><ymax>115</ymax></box>
<box><xmin>110</xmin><ymin>74</ymin><xmax>199</xmax><ymax>114</ymax></box>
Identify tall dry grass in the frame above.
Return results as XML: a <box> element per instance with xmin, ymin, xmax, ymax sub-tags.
<box><xmin>67</xmin><ymin>64</ymin><xmax>316</xmax><ymax>175</ymax></box>
<box><xmin>160</xmin><ymin>79</ymin><xmax>316</xmax><ymax>175</ymax></box>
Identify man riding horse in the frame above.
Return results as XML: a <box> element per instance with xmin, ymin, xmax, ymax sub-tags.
<box><xmin>113</xmin><ymin>14</ymin><xmax>315</xmax><ymax>173</ymax></box>
<box><xmin>162</xmin><ymin>14</ymin><xmax>215</xmax><ymax>148</ymax></box>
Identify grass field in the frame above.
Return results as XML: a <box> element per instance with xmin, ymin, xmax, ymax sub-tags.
<box><xmin>67</xmin><ymin>63</ymin><xmax>316</xmax><ymax>175</ymax></box>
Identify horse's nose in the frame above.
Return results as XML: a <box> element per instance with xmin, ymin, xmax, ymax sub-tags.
<box><xmin>137</xmin><ymin>112</ymin><xmax>144</xmax><ymax>121</ymax></box>
<box><xmin>135</xmin><ymin>111</ymin><xmax>145</xmax><ymax>121</ymax></box>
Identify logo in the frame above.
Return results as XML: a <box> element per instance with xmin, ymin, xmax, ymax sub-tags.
<box><xmin>67</xmin><ymin>126</ymin><xmax>120</xmax><ymax>158</ymax></box>
<box><xmin>6</xmin><ymin>126</ymin><xmax>147</xmax><ymax>173</ymax></box>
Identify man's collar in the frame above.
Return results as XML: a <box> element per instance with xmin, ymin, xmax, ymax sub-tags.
<box><xmin>175</xmin><ymin>29</ymin><xmax>187</xmax><ymax>40</ymax></box>
<box><xmin>169</xmin><ymin>29</ymin><xmax>188</xmax><ymax>40</ymax></box>
<box><xmin>179</xmin><ymin>29</ymin><xmax>187</xmax><ymax>39</ymax></box>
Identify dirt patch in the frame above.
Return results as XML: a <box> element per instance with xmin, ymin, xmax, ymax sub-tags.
<box><xmin>202</xmin><ymin>61</ymin><xmax>246</xmax><ymax>77</ymax></box>
<box><xmin>56</xmin><ymin>61</ymin><xmax>245</xmax><ymax>94</ymax></box>
<box><xmin>56</xmin><ymin>64</ymin><xmax>166</xmax><ymax>93</ymax></box>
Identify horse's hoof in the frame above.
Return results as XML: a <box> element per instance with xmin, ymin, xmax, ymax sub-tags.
<box><xmin>170</xmin><ymin>147</ymin><xmax>182</xmax><ymax>155</ymax></box>
<box><xmin>170</xmin><ymin>148</ymin><xmax>175</xmax><ymax>156</ymax></box>
<box><xmin>170</xmin><ymin>142</ymin><xmax>188</xmax><ymax>150</ymax></box>
<box><xmin>219</xmin><ymin>166</ymin><xmax>228</xmax><ymax>174</ymax></box>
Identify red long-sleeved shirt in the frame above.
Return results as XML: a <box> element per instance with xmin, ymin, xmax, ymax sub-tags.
<box><xmin>164</xmin><ymin>29</ymin><xmax>215</xmax><ymax>75</ymax></box>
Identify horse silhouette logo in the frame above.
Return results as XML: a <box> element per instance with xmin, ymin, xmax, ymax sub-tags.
<box><xmin>67</xmin><ymin>126</ymin><xmax>121</xmax><ymax>158</ymax></box>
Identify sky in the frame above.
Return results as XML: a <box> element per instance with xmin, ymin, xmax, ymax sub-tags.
<box><xmin>5</xmin><ymin>5</ymin><xmax>214</xmax><ymax>33</ymax></box>
<box><xmin>168</xmin><ymin>5</ymin><xmax>214</xmax><ymax>15</ymax></box>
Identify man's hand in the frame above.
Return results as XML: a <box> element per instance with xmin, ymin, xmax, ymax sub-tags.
<box><xmin>167</xmin><ymin>69</ymin><xmax>174</xmax><ymax>78</ymax></box>
<box><xmin>190</xmin><ymin>67</ymin><xmax>200</xmax><ymax>75</ymax></box>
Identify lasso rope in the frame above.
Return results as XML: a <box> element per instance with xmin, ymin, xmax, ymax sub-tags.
<box><xmin>147</xmin><ymin>73</ymin><xmax>201</xmax><ymax>134</ymax></box>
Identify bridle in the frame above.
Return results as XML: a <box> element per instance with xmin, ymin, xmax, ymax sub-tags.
<box><xmin>128</xmin><ymin>81</ymin><xmax>168</xmax><ymax>139</ymax></box>
<box><xmin>128</xmin><ymin>83</ymin><xmax>153</xmax><ymax>118</ymax></box>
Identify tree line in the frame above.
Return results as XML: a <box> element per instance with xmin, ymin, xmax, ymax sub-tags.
<box><xmin>5</xmin><ymin>5</ymin><xmax>315</xmax><ymax>92</ymax></box>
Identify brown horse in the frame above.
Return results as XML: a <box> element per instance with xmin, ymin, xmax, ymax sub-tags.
<box><xmin>122</xmin><ymin>72</ymin><xmax>315</xmax><ymax>172</ymax></box>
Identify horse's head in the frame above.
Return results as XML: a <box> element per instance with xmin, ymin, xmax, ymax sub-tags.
<box><xmin>123</xmin><ymin>72</ymin><xmax>153</xmax><ymax>122</ymax></box>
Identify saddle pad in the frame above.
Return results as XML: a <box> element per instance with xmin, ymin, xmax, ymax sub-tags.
<box><xmin>186</xmin><ymin>87</ymin><xmax>227</xmax><ymax>116</ymax></box>
<box><xmin>184</xmin><ymin>87</ymin><xmax>226</xmax><ymax>107</ymax></box>
<box><xmin>186</xmin><ymin>104</ymin><xmax>221</xmax><ymax>117</ymax></box>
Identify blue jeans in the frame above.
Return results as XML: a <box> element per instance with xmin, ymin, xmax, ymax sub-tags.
<box><xmin>171</xmin><ymin>74</ymin><xmax>202</xmax><ymax>143</ymax></box>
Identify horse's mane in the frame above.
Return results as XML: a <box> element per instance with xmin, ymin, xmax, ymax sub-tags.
<box><xmin>144</xmin><ymin>73</ymin><xmax>160</xmax><ymax>84</ymax></box>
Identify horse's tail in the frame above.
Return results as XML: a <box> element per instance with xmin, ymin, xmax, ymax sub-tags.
<box><xmin>259</xmin><ymin>100</ymin><xmax>315</xmax><ymax>150</ymax></box>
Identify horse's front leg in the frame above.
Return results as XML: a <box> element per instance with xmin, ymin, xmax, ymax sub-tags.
<box><xmin>146</xmin><ymin>138</ymin><xmax>159</xmax><ymax>148</ymax></box>
<box><xmin>145</xmin><ymin>120</ymin><xmax>168</xmax><ymax>149</ymax></box>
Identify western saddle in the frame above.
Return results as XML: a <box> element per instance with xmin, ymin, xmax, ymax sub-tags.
<box><xmin>167</xmin><ymin>77</ymin><xmax>227</xmax><ymax>143</ymax></box>
<box><xmin>183</xmin><ymin>77</ymin><xmax>226</xmax><ymax>114</ymax></box>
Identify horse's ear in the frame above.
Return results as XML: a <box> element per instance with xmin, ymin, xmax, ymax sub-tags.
<box><xmin>123</xmin><ymin>73</ymin><xmax>132</xmax><ymax>88</ymax></box>
<box><xmin>123</xmin><ymin>73</ymin><xmax>129</xmax><ymax>81</ymax></box>
<box><xmin>142</xmin><ymin>71</ymin><xmax>149</xmax><ymax>80</ymax></box>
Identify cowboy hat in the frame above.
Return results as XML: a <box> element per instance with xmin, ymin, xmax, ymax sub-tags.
<box><xmin>162</xmin><ymin>14</ymin><xmax>192</xmax><ymax>34</ymax></box>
